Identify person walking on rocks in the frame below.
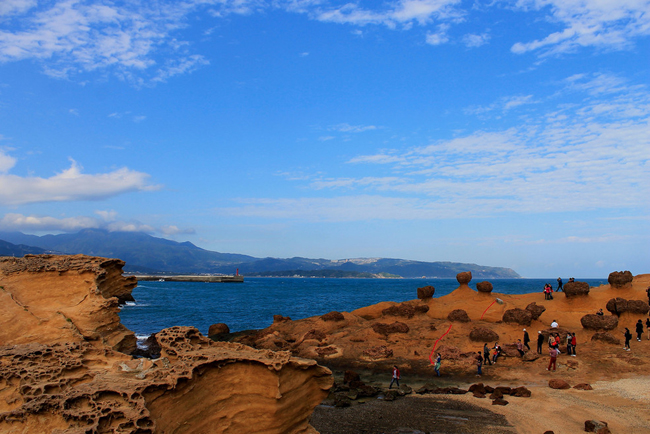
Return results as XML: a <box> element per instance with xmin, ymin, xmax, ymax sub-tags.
<box><xmin>434</xmin><ymin>354</ymin><xmax>442</xmax><ymax>377</ymax></box>
<box><xmin>389</xmin><ymin>365</ymin><xmax>400</xmax><ymax>389</ymax></box>
<box><xmin>570</xmin><ymin>333</ymin><xmax>577</xmax><ymax>356</ymax></box>
<box><xmin>537</xmin><ymin>331</ymin><xmax>544</xmax><ymax>354</ymax></box>
<box><xmin>566</xmin><ymin>332</ymin><xmax>573</xmax><ymax>356</ymax></box>
<box><xmin>646</xmin><ymin>286</ymin><xmax>650</xmax><ymax>307</ymax></box>
<box><xmin>483</xmin><ymin>343</ymin><xmax>492</xmax><ymax>365</ymax></box>
<box><xmin>624</xmin><ymin>328</ymin><xmax>632</xmax><ymax>351</ymax></box>
<box><xmin>492</xmin><ymin>343</ymin><xmax>502</xmax><ymax>364</ymax></box>
<box><xmin>547</xmin><ymin>346</ymin><xmax>559</xmax><ymax>371</ymax></box>
<box><xmin>636</xmin><ymin>319</ymin><xmax>644</xmax><ymax>342</ymax></box>
<box><xmin>476</xmin><ymin>352</ymin><xmax>483</xmax><ymax>376</ymax></box>
<box><xmin>646</xmin><ymin>318</ymin><xmax>650</xmax><ymax>340</ymax></box>
<box><xmin>557</xmin><ymin>277</ymin><xmax>563</xmax><ymax>291</ymax></box>
<box><xmin>523</xmin><ymin>329</ymin><xmax>530</xmax><ymax>350</ymax></box>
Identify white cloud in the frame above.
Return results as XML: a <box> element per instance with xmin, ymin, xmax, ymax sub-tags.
<box><xmin>511</xmin><ymin>0</ymin><xmax>650</xmax><ymax>55</ymax></box>
<box><xmin>160</xmin><ymin>225</ymin><xmax>196</xmax><ymax>235</ymax></box>
<box><xmin>462</xmin><ymin>32</ymin><xmax>489</xmax><ymax>47</ymax></box>
<box><xmin>0</xmin><ymin>0</ymin><xmax>36</xmax><ymax>17</ymax></box>
<box><xmin>465</xmin><ymin>94</ymin><xmax>538</xmax><ymax>115</ymax></box>
<box><xmin>0</xmin><ymin>150</ymin><xmax>17</xmax><ymax>173</ymax></box>
<box><xmin>329</xmin><ymin>123</ymin><xmax>378</xmax><ymax>133</ymax></box>
<box><xmin>425</xmin><ymin>24</ymin><xmax>450</xmax><ymax>45</ymax></box>
<box><xmin>0</xmin><ymin>156</ymin><xmax>158</xmax><ymax>205</ymax></box>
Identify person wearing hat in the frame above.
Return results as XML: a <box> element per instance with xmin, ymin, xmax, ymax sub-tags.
<box><xmin>536</xmin><ymin>331</ymin><xmax>544</xmax><ymax>354</ymax></box>
<box><xmin>523</xmin><ymin>329</ymin><xmax>530</xmax><ymax>350</ymax></box>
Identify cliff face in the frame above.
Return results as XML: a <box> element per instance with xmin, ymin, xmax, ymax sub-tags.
<box><xmin>0</xmin><ymin>255</ymin><xmax>333</xmax><ymax>434</ymax></box>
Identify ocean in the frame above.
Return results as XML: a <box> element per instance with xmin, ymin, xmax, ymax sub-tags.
<box><xmin>119</xmin><ymin>277</ymin><xmax>608</xmax><ymax>338</ymax></box>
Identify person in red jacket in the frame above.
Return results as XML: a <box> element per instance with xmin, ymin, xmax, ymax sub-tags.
<box><xmin>389</xmin><ymin>365</ymin><xmax>400</xmax><ymax>389</ymax></box>
<box><xmin>570</xmin><ymin>333</ymin><xmax>577</xmax><ymax>356</ymax></box>
<box><xmin>547</xmin><ymin>347</ymin><xmax>559</xmax><ymax>371</ymax></box>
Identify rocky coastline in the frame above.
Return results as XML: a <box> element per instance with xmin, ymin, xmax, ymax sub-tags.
<box><xmin>1</xmin><ymin>254</ymin><xmax>649</xmax><ymax>433</ymax></box>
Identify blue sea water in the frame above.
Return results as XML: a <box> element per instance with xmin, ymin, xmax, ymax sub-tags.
<box><xmin>119</xmin><ymin>277</ymin><xmax>608</xmax><ymax>337</ymax></box>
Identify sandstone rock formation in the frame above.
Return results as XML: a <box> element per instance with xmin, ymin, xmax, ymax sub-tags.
<box><xmin>585</xmin><ymin>420</ymin><xmax>611</xmax><ymax>434</ymax></box>
<box><xmin>417</xmin><ymin>285</ymin><xmax>435</xmax><ymax>299</ymax></box>
<box><xmin>382</xmin><ymin>301</ymin><xmax>429</xmax><ymax>318</ymax></box>
<box><xmin>590</xmin><ymin>332</ymin><xmax>621</xmax><ymax>345</ymax></box>
<box><xmin>0</xmin><ymin>255</ymin><xmax>333</xmax><ymax>434</ymax></box>
<box><xmin>502</xmin><ymin>308</ymin><xmax>533</xmax><ymax>326</ymax></box>
<box><xmin>548</xmin><ymin>379</ymin><xmax>571</xmax><ymax>389</ymax></box>
<box><xmin>563</xmin><ymin>281</ymin><xmax>590</xmax><ymax>298</ymax></box>
<box><xmin>525</xmin><ymin>302</ymin><xmax>546</xmax><ymax>320</ymax></box>
<box><xmin>456</xmin><ymin>271</ymin><xmax>472</xmax><ymax>285</ymax></box>
<box><xmin>208</xmin><ymin>322</ymin><xmax>230</xmax><ymax>336</ymax></box>
<box><xmin>605</xmin><ymin>297</ymin><xmax>649</xmax><ymax>315</ymax></box>
<box><xmin>321</xmin><ymin>311</ymin><xmax>345</xmax><ymax>322</ymax></box>
<box><xmin>469</xmin><ymin>327</ymin><xmax>499</xmax><ymax>342</ymax></box>
<box><xmin>608</xmin><ymin>270</ymin><xmax>633</xmax><ymax>288</ymax></box>
<box><xmin>372</xmin><ymin>321</ymin><xmax>410</xmax><ymax>335</ymax></box>
<box><xmin>581</xmin><ymin>314</ymin><xmax>618</xmax><ymax>330</ymax></box>
<box><xmin>447</xmin><ymin>309</ymin><xmax>471</xmax><ymax>323</ymax></box>
<box><xmin>476</xmin><ymin>281</ymin><xmax>493</xmax><ymax>293</ymax></box>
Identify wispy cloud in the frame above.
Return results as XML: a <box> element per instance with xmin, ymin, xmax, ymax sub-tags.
<box><xmin>464</xmin><ymin>94</ymin><xmax>538</xmax><ymax>116</ymax></box>
<box><xmin>0</xmin><ymin>155</ymin><xmax>158</xmax><ymax>205</ymax></box>
<box><xmin>511</xmin><ymin>0</ymin><xmax>650</xmax><ymax>55</ymax></box>
<box><xmin>462</xmin><ymin>32</ymin><xmax>489</xmax><ymax>48</ymax></box>
<box><xmin>329</xmin><ymin>123</ymin><xmax>378</xmax><ymax>133</ymax></box>
<box><xmin>425</xmin><ymin>24</ymin><xmax>450</xmax><ymax>45</ymax></box>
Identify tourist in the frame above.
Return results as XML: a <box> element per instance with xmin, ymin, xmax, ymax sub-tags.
<box><xmin>646</xmin><ymin>318</ymin><xmax>650</xmax><ymax>340</ymax></box>
<box><xmin>596</xmin><ymin>308</ymin><xmax>604</xmax><ymax>316</ymax></box>
<box><xmin>537</xmin><ymin>331</ymin><xmax>544</xmax><ymax>354</ymax></box>
<box><xmin>492</xmin><ymin>343</ymin><xmax>502</xmax><ymax>364</ymax></box>
<box><xmin>476</xmin><ymin>352</ymin><xmax>483</xmax><ymax>376</ymax></box>
<box><xmin>547</xmin><ymin>346</ymin><xmax>559</xmax><ymax>371</ymax></box>
<box><xmin>483</xmin><ymin>343</ymin><xmax>492</xmax><ymax>365</ymax></box>
<box><xmin>554</xmin><ymin>334</ymin><xmax>561</xmax><ymax>353</ymax></box>
<box><xmin>516</xmin><ymin>339</ymin><xmax>525</xmax><ymax>357</ymax></box>
<box><xmin>624</xmin><ymin>328</ymin><xmax>632</xmax><ymax>351</ymax></box>
<box><xmin>569</xmin><ymin>277</ymin><xmax>575</xmax><ymax>282</ymax></box>
<box><xmin>389</xmin><ymin>365</ymin><xmax>400</xmax><ymax>389</ymax></box>
<box><xmin>434</xmin><ymin>354</ymin><xmax>442</xmax><ymax>377</ymax></box>
<box><xmin>566</xmin><ymin>332</ymin><xmax>573</xmax><ymax>356</ymax></box>
<box><xmin>636</xmin><ymin>319</ymin><xmax>644</xmax><ymax>342</ymax></box>
<box><xmin>570</xmin><ymin>333</ymin><xmax>577</xmax><ymax>356</ymax></box>
<box><xmin>551</xmin><ymin>319</ymin><xmax>559</xmax><ymax>328</ymax></box>
<box><xmin>523</xmin><ymin>329</ymin><xmax>530</xmax><ymax>350</ymax></box>
<box><xmin>646</xmin><ymin>286</ymin><xmax>650</xmax><ymax>306</ymax></box>
<box><xmin>543</xmin><ymin>284</ymin><xmax>549</xmax><ymax>300</ymax></box>
<box><xmin>557</xmin><ymin>277</ymin><xmax>563</xmax><ymax>291</ymax></box>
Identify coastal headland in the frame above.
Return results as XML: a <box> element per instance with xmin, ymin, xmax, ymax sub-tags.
<box><xmin>1</xmin><ymin>253</ymin><xmax>649</xmax><ymax>433</ymax></box>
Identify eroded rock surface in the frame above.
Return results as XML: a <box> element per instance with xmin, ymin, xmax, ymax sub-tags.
<box><xmin>608</xmin><ymin>271</ymin><xmax>633</xmax><ymax>288</ymax></box>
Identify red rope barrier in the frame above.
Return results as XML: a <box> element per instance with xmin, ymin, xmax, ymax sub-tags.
<box><xmin>480</xmin><ymin>299</ymin><xmax>498</xmax><ymax>320</ymax></box>
<box><xmin>429</xmin><ymin>323</ymin><xmax>452</xmax><ymax>364</ymax></box>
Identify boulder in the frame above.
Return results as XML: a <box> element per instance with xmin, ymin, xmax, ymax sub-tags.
<box><xmin>522</xmin><ymin>352</ymin><xmax>540</xmax><ymax>362</ymax></box>
<box><xmin>502</xmin><ymin>308</ymin><xmax>533</xmax><ymax>326</ymax></box>
<box><xmin>476</xmin><ymin>281</ymin><xmax>493</xmax><ymax>293</ymax></box>
<box><xmin>525</xmin><ymin>302</ymin><xmax>546</xmax><ymax>320</ymax></box>
<box><xmin>382</xmin><ymin>302</ymin><xmax>429</xmax><ymax>318</ymax></box>
<box><xmin>273</xmin><ymin>315</ymin><xmax>291</xmax><ymax>323</ymax></box>
<box><xmin>608</xmin><ymin>270</ymin><xmax>633</xmax><ymax>288</ymax></box>
<box><xmin>447</xmin><ymin>309</ymin><xmax>471</xmax><ymax>323</ymax></box>
<box><xmin>469</xmin><ymin>327</ymin><xmax>499</xmax><ymax>342</ymax></box>
<box><xmin>585</xmin><ymin>420</ymin><xmax>611</xmax><ymax>434</ymax></box>
<box><xmin>343</xmin><ymin>370</ymin><xmax>360</xmax><ymax>385</ymax></box>
<box><xmin>606</xmin><ymin>297</ymin><xmax>628</xmax><ymax>315</ymax></box>
<box><xmin>626</xmin><ymin>299</ymin><xmax>650</xmax><ymax>315</ymax></box>
<box><xmin>511</xmin><ymin>386</ymin><xmax>531</xmax><ymax>397</ymax></box>
<box><xmin>207</xmin><ymin>323</ymin><xmax>230</xmax><ymax>336</ymax></box>
<box><xmin>456</xmin><ymin>271</ymin><xmax>472</xmax><ymax>285</ymax></box>
<box><xmin>548</xmin><ymin>379</ymin><xmax>571</xmax><ymax>390</ymax></box>
<box><xmin>469</xmin><ymin>383</ymin><xmax>487</xmax><ymax>395</ymax></box>
<box><xmin>492</xmin><ymin>398</ymin><xmax>509</xmax><ymax>406</ymax></box>
<box><xmin>591</xmin><ymin>332</ymin><xmax>621</xmax><ymax>345</ymax></box>
<box><xmin>573</xmin><ymin>383</ymin><xmax>593</xmax><ymax>390</ymax></box>
<box><xmin>489</xmin><ymin>389</ymin><xmax>503</xmax><ymax>399</ymax></box>
<box><xmin>321</xmin><ymin>311</ymin><xmax>345</xmax><ymax>322</ymax></box>
<box><xmin>362</xmin><ymin>345</ymin><xmax>393</xmax><ymax>359</ymax></box>
<box><xmin>563</xmin><ymin>281</ymin><xmax>590</xmax><ymax>298</ymax></box>
<box><xmin>581</xmin><ymin>314</ymin><xmax>618</xmax><ymax>330</ymax></box>
<box><xmin>417</xmin><ymin>285</ymin><xmax>435</xmax><ymax>299</ymax></box>
<box><xmin>372</xmin><ymin>322</ymin><xmax>410</xmax><ymax>335</ymax></box>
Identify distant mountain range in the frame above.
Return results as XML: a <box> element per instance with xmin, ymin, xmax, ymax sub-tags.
<box><xmin>0</xmin><ymin>229</ymin><xmax>521</xmax><ymax>278</ymax></box>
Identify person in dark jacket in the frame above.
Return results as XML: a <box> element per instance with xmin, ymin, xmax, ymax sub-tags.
<box><xmin>636</xmin><ymin>319</ymin><xmax>644</xmax><ymax>342</ymax></box>
<box><xmin>483</xmin><ymin>343</ymin><xmax>492</xmax><ymax>365</ymax></box>
<box><xmin>646</xmin><ymin>318</ymin><xmax>650</xmax><ymax>340</ymax></box>
<box><xmin>537</xmin><ymin>331</ymin><xmax>544</xmax><ymax>354</ymax></box>
<box><xmin>523</xmin><ymin>329</ymin><xmax>530</xmax><ymax>350</ymax></box>
<box><xmin>624</xmin><ymin>328</ymin><xmax>632</xmax><ymax>351</ymax></box>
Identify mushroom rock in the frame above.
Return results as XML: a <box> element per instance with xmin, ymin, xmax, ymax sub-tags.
<box><xmin>626</xmin><ymin>300</ymin><xmax>650</xmax><ymax>314</ymax></box>
<box><xmin>382</xmin><ymin>301</ymin><xmax>429</xmax><ymax>318</ymax></box>
<box><xmin>321</xmin><ymin>311</ymin><xmax>345</xmax><ymax>322</ymax></box>
<box><xmin>417</xmin><ymin>285</ymin><xmax>435</xmax><ymax>299</ymax></box>
<box><xmin>548</xmin><ymin>379</ymin><xmax>571</xmax><ymax>390</ymax></box>
<box><xmin>469</xmin><ymin>327</ymin><xmax>499</xmax><ymax>342</ymax></box>
<box><xmin>0</xmin><ymin>255</ymin><xmax>334</xmax><ymax>434</ymax></box>
<box><xmin>208</xmin><ymin>323</ymin><xmax>230</xmax><ymax>336</ymax></box>
<box><xmin>0</xmin><ymin>254</ymin><xmax>137</xmax><ymax>353</ymax></box>
<box><xmin>608</xmin><ymin>270</ymin><xmax>633</xmax><ymax>288</ymax></box>
<box><xmin>371</xmin><ymin>321</ymin><xmax>410</xmax><ymax>335</ymax></box>
<box><xmin>563</xmin><ymin>281</ymin><xmax>590</xmax><ymax>298</ymax></box>
<box><xmin>591</xmin><ymin>332</ymin><xmax>621</xmax><ymax>345</ymax></box>
<box><xmin>447</xmin><ymin>309</ymin><xmax>471</xmax><ymax>323</ymax></box>
<box><xmin>476</xmin><ymin>281</ymin><xmax>493</xmax><ymax>294</ymax></box>
<box><xmin>605</xmin><ymin>297</ymin><xmax>628</xmax><ymax>315</ymax></box>
<box><xmin>502</xmin><ymin>308</ymin><xmax>533</xmax><ymax>326</ymax></box>
<box><xmin>525</xmin><ymin>302</ymin><xmax>546</xmax><ymax>320</ymax></box>
<box><xmin>580</xmin><ymin>314</ymin><xmax>618</xmax><ymax>330</ymax></box>
<box><xmin>456</xmin><ymin>271</ymin><xmax>472</xmax><ymax>285</ymax></box>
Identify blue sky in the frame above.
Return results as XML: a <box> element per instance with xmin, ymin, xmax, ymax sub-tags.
<box><xmin>0</xmin><ymin>0</ymin><xmax>648</xmax><ymax>277</ymax></box>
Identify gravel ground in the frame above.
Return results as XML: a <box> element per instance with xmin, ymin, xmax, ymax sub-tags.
<box><xmin>310</xmin><ymin>395</ymin><xmax>516</xmax><ymax>434</ymax></box>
